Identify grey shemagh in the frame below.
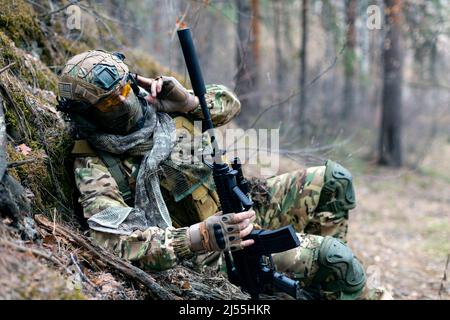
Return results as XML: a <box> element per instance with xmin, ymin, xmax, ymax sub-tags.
<box><xmin>85</xmin><ymin>104</ymin><xmax>176</xmax><ymax>234</ymax></box>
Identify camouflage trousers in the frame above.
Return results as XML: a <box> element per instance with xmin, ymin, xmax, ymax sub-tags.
<box><xmin>252</xmin><ymin>165</ymin><xmax>349</xmax><ymax>291</ymax></box>
<box><xmin>252</xmin><ymin>165</ymin><xmax>348</xmax><ymax>241</ymax></box>
<box><xmin>92</xmin><ymin>165</ymin><xmax>354</xmax><ymax>295</ymax></box>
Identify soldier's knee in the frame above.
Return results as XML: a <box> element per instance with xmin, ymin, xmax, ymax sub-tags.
<box><xmin>316</xmin><ymin>160</ymin><xmax>356</xmax><ymax>218</ymax></box>
<box><xmin>313</xmin><ymin>236</ymin><xmax>366</xmax><ymax>299</ymax></box>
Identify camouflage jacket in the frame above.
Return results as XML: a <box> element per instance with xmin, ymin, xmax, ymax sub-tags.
<box><xmin>74</xmin><ymin>85</ymin><xmax>241</xmax><ymax>271</ymax></box>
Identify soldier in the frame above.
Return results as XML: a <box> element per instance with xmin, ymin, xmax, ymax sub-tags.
<box><xmin>57</xmin><ymin>50</ymin><xmax>372</xmax><ymax>300</ymax></box>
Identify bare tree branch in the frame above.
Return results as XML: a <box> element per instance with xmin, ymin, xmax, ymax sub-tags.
<box><xmin>0</xmin><ymin>62</ymin><xmax>16</xmax><ymax>75</ymax></box>
<box><xmin>249</xmin><ymin>43</ymin><xmax>347</xmax><ymax>129</ymax></box>
<box><xmin>37</xmin><ymin>0</ymin><xmax>80</xmax><ymax>18</ymax></box>
<box><xmin>439</xmin><ymin>254</ymin><xmax>449</xmax><ymax>299</ymax></box>
<box><xmin>34</xmin><ymin>214</ymin><xmax>178</xmax><ymax>300</ymax></box>
<box><xmin>7</xmin><ymin>158</ymin><xmax>36</xmax><ymax>168</ymax></box>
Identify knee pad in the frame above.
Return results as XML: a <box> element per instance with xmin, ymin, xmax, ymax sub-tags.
<box><xmin>314</xmin><ymin>236</ymin><xmax>366</xmax><ymax>298</ymax></box>
<box><xmin>316</xmin><ymin>160</ymin><xmax>356</xmax><ymax>218</ymax></box>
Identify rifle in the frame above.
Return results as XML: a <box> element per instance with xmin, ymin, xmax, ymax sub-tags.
<box><xmin>177</xmin><ymin>28</ymin><xmax>302</xmax><ymax>300</ymax></box>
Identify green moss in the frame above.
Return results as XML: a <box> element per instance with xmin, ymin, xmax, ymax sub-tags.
<box><xmin>16</xmin><ymin>271</ymin><xmax>87</xmax><ymax>300</ymax></box>
<box><xmin>0</xmin><ymin>0</ymin><xmax>53</xmax><ymax>64</ymax></box>
<box><xmin>57</xmin><ymin>35</ymin><xmax>90</xmax><ymax>57</ymax></box>
<box><xmin>7</xmin><ymin>86</ymin><xmax>37</xmax><ymax>143</ymax></box>
<box><xmin>421</xmin><ymin>218</ymin><xmax>450</xmax><ymax>257</ymax></box>
<box><xmin>0</xmin><ymin>31</ymin><xmax>21</xmax><ymax>69</ymax></box>
<box><xmin>2</xmin><ymin>72</ymin><xmax>74</xmax><ymax>215</ymax></box>
<box><xmin>0</xmin><ymin>31</ymin><xmax>58</xmax><ymax>92</ymax></box>
<box><xmin>0</xmin><ymin>0</ymin><xmax>191</xmax><ymax>224</ymax></box>
<box><xmin>61</xmin><ymin>288</ymin><xmax>86</xmax><ymax>300</ymax></box>
<box><xmin>4</xmin><ymin>107</ymin><xmax>17</xmax><ymax>130</ymax></box>
<box><xmin>418</xmin><ymin>166</ymin><xmax>450</xmax><ymax>185</ymax></box>
<box><xmin>35</xmin><ymin>67</ymin><xmax>58</xmax><ymax>92</ymax></box>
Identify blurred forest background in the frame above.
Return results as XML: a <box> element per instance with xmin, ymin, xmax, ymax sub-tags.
<box><xmin>0</xmin><ymin>0</ymin><xmax>449</xmax><ymax>299</ymax></box>
<box><xmin>123</xmin><ymin>0</ymin><xmax>450</xmax><ymax>168</ymax></box>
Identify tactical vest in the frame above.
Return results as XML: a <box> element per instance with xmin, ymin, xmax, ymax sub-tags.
<box><xmin>71</xmin><ymin>115</ymin><xmax>220</xmax><ymax>228</ymax></box>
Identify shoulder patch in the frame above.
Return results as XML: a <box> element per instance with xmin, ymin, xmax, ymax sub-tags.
<box><xmin>58</xmin><ymin>82</ymin><xmax>73</xmax><ymax>99</ymax></box>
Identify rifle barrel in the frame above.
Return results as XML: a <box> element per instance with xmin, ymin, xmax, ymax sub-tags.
<box><xmin>177</xmin><ymin>28</ymin><xmax>222</xmax><ymax>163</ymax></box>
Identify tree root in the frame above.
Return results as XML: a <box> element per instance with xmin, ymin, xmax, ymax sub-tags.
<box><xmin>34</xmin><ymin>214</ymin><xmax>178</xmax><ymax>300</ymax></box>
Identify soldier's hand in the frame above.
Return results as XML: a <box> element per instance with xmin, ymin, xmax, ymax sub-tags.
<box><xmin>188</xmin><ymin>210</ymin><xmax>256</xmax><ymax>253</ymax></box>
<box><xmin>137</xmin><ymin>75</ymin><xmax>198</xmax><ymax>113</ymax></box>
<box><xmin>135</xmin><ymin>75</ymin><xmax>163</xmax><ymax>104</ymax></box>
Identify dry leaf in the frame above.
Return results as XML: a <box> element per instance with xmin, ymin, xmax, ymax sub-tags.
<box><xmin>42</xmin><ymin>234</ymin><xmax>57</xmax><ymax>245</ymax></box>
<box><xmin>181</xmin><ymin>281</ymin><xmax>191</xmax><ymax>290</ymax></box>
<box><xmin>15</xmin><ymin>143</ymin><xmax>32</xmax><ymax>156</ymax></box>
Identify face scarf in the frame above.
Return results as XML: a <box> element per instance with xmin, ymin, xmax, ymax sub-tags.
<box><xmin>89</xmin><ymin>84</ymin><xmax>145</xmax><ymax>135</ymax></box>
<box><xmin>83</xmin><ymin>98</ymin><xmax>176</xmax><ymax>234</ymax></box>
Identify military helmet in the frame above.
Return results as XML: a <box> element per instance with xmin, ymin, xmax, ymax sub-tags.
<box><xmin>58</xmin><ymin>50</ymin><xmax>148</xmax><ymax>135</ymax></box>
<box><xmin>58</xmin><ymin>50</ymin><xmax>130</xmax><ymax>106</ymax></box>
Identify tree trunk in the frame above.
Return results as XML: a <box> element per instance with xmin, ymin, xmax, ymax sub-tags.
<box><xmin>273</xmin><ymin>0</ymin><xmax>284</xmax><ymax>94</ymax></box>
<box><xmin>342</xmin><ymin>0</ymin><xmax>357</xmax><ymax>121</ymax></box>
<box><xmin>151</xmin><ymin>0</ymin><xmax>163</xmax><ymax>55</ymax></box>
<box><xmin>0</xmin><ymin>94</ymin><xmax>31</xmax><ymax>228</ymax></box>
<box><xmin>235</xmin><ymin>0</ymin><xmax>261</xmax><ymax>127</ymax></box>
<box><xmin>282</xmin><ymin>1</ymin><xmax>295</xmax><ymax>119</ymax></box>
<box><xmin>299</xmin><ymin>0</ymin><xmax>308</xmax><ymax>128</ymax></box>
<box><xmin>251</xmin><ymin>0</ymin><xmax>261</xmax><ymax>67</ymax></box>
<box><xmin>378</xmin><ymin>0</ymin><xmax>403</xmax><ymax>167</ymax></box>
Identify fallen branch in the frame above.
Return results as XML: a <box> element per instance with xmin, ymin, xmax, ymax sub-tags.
<box><xmin>7</xmin><ymin>158</ymin><xmax>37</xmax><ymax>168</ymax></box>
<box><xmin>37</xmin><ymin>0</ymin><xmax>80</xmax><ymax>18</ymax></box>
<box><xmin>34</xmin><ymin>214</ymin><xmax>178</xmax><ymax>300</ymax></box>
<box><xmin>439</xmin><ymin>254</ymin><xmax>449</xmax><ymax>299</ymax></box>
<box><xmin>0</xmin><ymin>239</ymin><xmax>68</xmax><ymax>272</ymax></box>
<box><xmin>70</xmin><ymin>252</ymin><xmax>101</xmax><ymax>292</ymax></box>
<box><xmin>0</xmin><ymin>62</ymin><xmax>15</xmax><ymax>75</ymax></box>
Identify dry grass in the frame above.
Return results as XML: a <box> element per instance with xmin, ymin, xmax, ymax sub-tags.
<box><xmin>240</xmin><ymin>128</ymin><xmax>450</xmax><ymax>300</ymax></box>
<box><xmin>349</xmin><ymin>138</ymin><xmax>450</xmax><ymax>299</ymax></box>
<box><xmin>0</xmin><ymin>220</ymin><xmax>146</xmax><ymax>300</ymax></box>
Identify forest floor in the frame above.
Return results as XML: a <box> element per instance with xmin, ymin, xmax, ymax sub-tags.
<box><xmin>236</xmin><ymin>125</ymin><xmax>450</xmax><ymax>300</ymax></box>
<box><xmin>347</xmin><ymin>136</ymin><xmax>450</xmax><ymax>300</ymax></box>
<box><xmin>1</xmin><ymin>131</ymin><xmax>449</xmax><ymax>300</ymax></box>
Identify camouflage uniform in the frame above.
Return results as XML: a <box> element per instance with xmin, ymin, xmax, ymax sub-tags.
<box><xmin>73</xmin><ymin>83</ymin><xmax>367</xmax><ymax>299</ymax></box>
<box><xmin>62</xmin><ymin>50</ymin><xmax>365</xmax><ymax>298</ymax></box>
<box><xmin>252</xmin><ymin>166</ymin><xmax>349</xmax><ymax>242</ymax></box>
<box><xmin>73</xmin><ymin>85</ymin><xmax>239</xmax><ymax>271</ymax></box>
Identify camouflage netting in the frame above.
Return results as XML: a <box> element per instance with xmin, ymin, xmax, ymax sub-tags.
<box><xmin>0</xmin><ymin>0</ymin><xmax>240</xmax><ymax>300</ymax></box>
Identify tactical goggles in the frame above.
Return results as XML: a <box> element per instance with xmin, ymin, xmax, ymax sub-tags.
<box><xmin>92</xmin><ymin>68</ymin><xmax>143</xmax><ymax>112</ymax></box>
<box><xmin>93</xmin><ymin>76</ymin><xmax>132</xmax><ymax>112</ymax></box>
<box><xmin>57</xmin><ymin>74</ymin><xmax>137</xmax><ymax>114</ymax></box>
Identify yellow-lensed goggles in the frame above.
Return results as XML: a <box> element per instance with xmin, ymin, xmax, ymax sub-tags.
<box><xmin>94</xmin><ymin>80</ymin><xmax>132</xmax><ymax>112</ymax></box>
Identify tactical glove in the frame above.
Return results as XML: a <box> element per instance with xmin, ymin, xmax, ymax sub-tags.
<box><xmin>154</xmin><ymin>76</ymin><xmax>198</xmax><ymax>113</ymax></box>
<box><xmin>188</xmin><ymin>210</ymin><xmax>256</xmax><ymax>253</ymax></box>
